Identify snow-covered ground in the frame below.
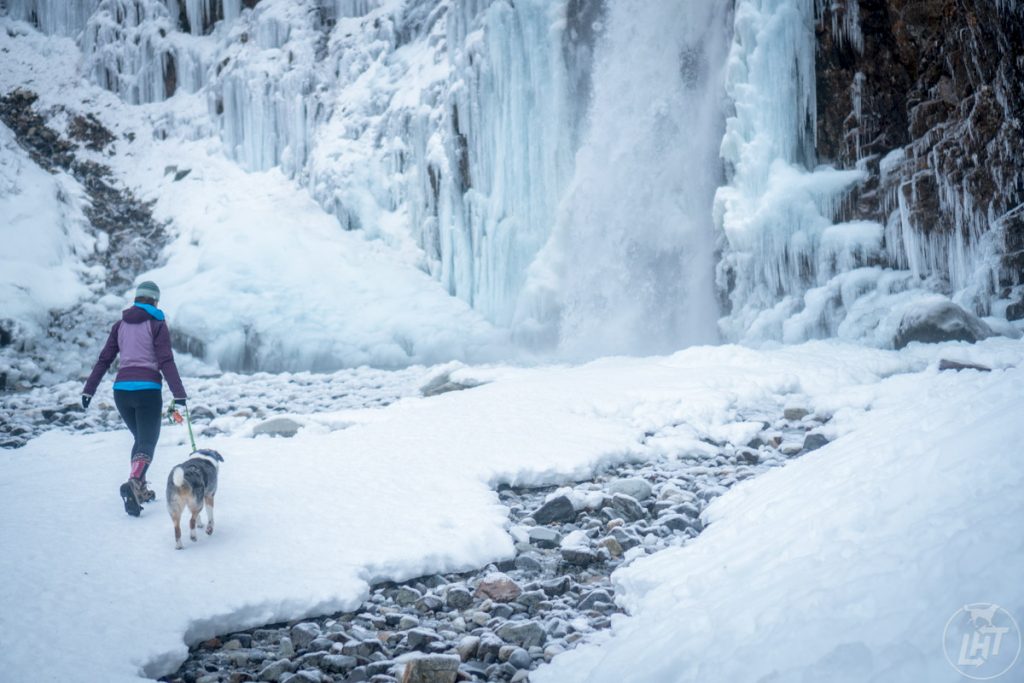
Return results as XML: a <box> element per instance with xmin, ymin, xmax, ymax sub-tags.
<box><xmin>3</xmin><ymin>339</ymin><xmax>1022</xmax><ymax>681</ymax></box>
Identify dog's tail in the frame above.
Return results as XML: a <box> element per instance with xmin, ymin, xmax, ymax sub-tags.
<box><xmin>171</xmin><ymin>466</ymin><xmax>186</xmax><ymax>488</ymax></box>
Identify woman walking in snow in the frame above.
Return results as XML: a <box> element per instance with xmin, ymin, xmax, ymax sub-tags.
<box><xmin>82</xmin><ymin>281</ymin><xmax>188</xmax><ymax>516</ymax></box>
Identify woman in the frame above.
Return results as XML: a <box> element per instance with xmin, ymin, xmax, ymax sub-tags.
<box><xmin>82</xmin><ymin>281</ymin><xmax>188</xmax><ymax>516</ymax></box>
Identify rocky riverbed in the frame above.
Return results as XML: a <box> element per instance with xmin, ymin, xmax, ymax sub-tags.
<box><xmin>159</xmin><ymin>409</ymin><xmax>830</xmax><ymax>683</ymax></box>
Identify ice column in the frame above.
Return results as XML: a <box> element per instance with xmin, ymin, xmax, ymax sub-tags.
<box><xmin>4</xmin><ymin>0</ymin><xmax>102</xmax><ymax>36</ymax></box>
<box><xmin>517</xmin><ymin>0</ymin><xmax>731</xmax><ymax>355</ymax></box>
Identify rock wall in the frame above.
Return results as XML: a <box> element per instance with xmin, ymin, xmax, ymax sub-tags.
<box><xmin>815</xmin><ymin>0</ymin><xmax>1024</xmax><ymax>316</ymax></box>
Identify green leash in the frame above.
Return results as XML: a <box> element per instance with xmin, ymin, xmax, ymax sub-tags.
<box><xmin>167</xmin><ymin>400</ymin><xmax>198</xmax><ymax>453</ymax></box>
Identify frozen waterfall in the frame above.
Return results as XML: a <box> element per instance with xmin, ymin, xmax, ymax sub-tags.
<box><xmin>517</xmin><ymin>0</ymin><xmax>730</xmax><ymax>355</ymax></box>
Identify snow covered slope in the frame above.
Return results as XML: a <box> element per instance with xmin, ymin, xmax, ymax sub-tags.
<box><xmin>2</xmin><ymin>339</ymin><xmax>1022</xmax><ymax>681</ymax></box>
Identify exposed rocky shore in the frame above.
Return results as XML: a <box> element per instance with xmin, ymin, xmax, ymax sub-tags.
<box><xmin>160</xmin><ymin>409</ymin><xmax>832</xmax><ymax>683</ymax></box>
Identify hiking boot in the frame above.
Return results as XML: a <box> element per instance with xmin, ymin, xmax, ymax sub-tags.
<box><xmin>120</xmin><ymin>480</ymin><xmax>142</xmax><ymax>517</ymax></box>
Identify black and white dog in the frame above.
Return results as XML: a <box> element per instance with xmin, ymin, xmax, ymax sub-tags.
<box><xmin>166</xmin><ymin>449</ymin><xmax>224</xmax><ymax>550</ymax></box>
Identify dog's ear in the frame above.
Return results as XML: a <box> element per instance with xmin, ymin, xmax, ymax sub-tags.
<box><xmin>209</xmin><ymin>450</ymin><xmax>224</xmax><ymax>462</ymax></box>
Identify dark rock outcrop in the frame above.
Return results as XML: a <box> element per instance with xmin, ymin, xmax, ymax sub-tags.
<box><xmin>815</xmin><ymin>0</ymin><xmax>1024</xmax><ymax>307</ymax></box>
<box><xmin>894</xmin><ymin>299</ymin><xmax>994</xmax><ymax>348</ymax></box>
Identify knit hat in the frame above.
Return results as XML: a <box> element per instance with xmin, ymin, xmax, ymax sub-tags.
<box><xmin>135</xmin><ymin>281</ymin><xmax>160</xmax><ymax>301</ymax></box>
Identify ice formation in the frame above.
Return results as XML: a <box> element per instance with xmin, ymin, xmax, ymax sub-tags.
<box><xmin>1</xmin><ymin>0</ymin><xmax>1018</xmax><ymax>369</ymax></box>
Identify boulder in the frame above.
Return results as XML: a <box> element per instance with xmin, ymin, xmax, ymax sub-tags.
<box><xmin>802</xmin><ymin>433</ymin><xmax>830</xmax><ymax>452</ymax></box>
<box><xmin>894</xmin><ymin>300</ymin><xmax>994</xmax><ymax>349</ymax></box>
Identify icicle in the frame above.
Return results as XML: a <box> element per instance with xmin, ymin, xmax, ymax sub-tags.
<box><xmin>4</xmin><ymin>0</ymin><xmax>102</xmax><ymax>36</ymax></box>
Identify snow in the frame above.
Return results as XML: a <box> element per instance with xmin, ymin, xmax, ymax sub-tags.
<box><xmin>0</xmin><ymin>122</ymin><xmax>96</xmax><ymax>337</ymax></box>
<box><xmin>4</xmin><ymin>339</ymin><xmax>1023</xmax><ymax>681</ymax></box>
<box><xmin>535</xmin><ymin>339</ymin><xmax>1024</xmax><ymax>683</ymax></box>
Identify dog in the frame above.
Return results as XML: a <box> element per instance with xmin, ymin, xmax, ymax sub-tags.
<box><xmin>166</xmin><ymin>448</ymin><xmax>224</xmax><ymax>550</ymax></box>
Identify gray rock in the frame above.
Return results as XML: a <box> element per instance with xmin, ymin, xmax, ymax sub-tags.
<box><xmin>894</xmin><ymin>300</ymin><xmax>994</xmax><ymax>349</ymax></box>
<box><xmin>444</xmin><ymin>586</ymin><xmax>473</xmax><ymax>610</ymax></box>
<box><xmin>252</xmin><ymin>416</ymin><xmax>303</xmax><ymax>438</ymax></box>
<box><xmin>610</xmin><ymin>526</ymin><xmax>641</xmax><ymax>550</ymax></box>
<box><xmin>606</xmin><ymin>477</ymin><xmax>652</xmax><ymax>501</ymax></box>
<box><xmin>609</xmin><ymin>493</ymin><xmax>645</xmax><ymax>522</ymax></box>
<box><xmin>540</xmin><ymin>577</ymin><xmax>571</xmax><ymax>597</ymax></box>
<box><xmin>578</xmin><ymin>589</ymin><xmax>613</xmax><ymax>611</ymax></box>
<box><xmin>802</xmin><ymin>433</ymin><xmax>829</xmax><ymax>452</ymax></box>
<box><xmin>290</xmin><ymin>622</ymin><xmax>321</xmax><ymax>650</ymax></box>
<box><xmin>657</xmin><ymin>514</ymin><xmax>690</xmax><ymax>532</ymax></box>
<box><xmin>398</xmin><ymin>615</ymin><xmax>421</xmax><ymax>630</ymax></box>
<box><xmin>257</xmin><ymin>658</ymin><xmax>294</xmax><ymax>681</ymax></box>
<box><xmin>400</xmin><ymin>654</ymin><xmax>460</xmax><ymax>683</ymax></box>
<box><xmin>495</xmin><ymin>621</ymin><xmax>547</xmax><ymax>648</ymax></box>
<box><xmin>508</xmin><ymin>647</ymin><xmax>532</xmax><ymax>669</ymax></box>
<box><xmin>938</xmin><ymin>358</ymin><xmax>992</xmax><ymax>372</ymax></box>
<box><xmin>476</xmin><ymin>633</ymin><xmax>504</xmax><ymax>662</ymax></box>
<box><xmin>321</xmin><ymin>654</ymin><xmax>358</xmax><ymax>673</ymax></box>
<box><xmin>514</xmin><ymin>554</ymin><xmax>543</xmax><ymax>574</ymax></box>
<box><xmin>561</xmin><ymin>547</ymin><xmax>599</xmax><ymax>566</ymax></box>
<box><xmin>415</xmin><ymin>595</ymin><xmax>444</xmax><ymax>613</ymax></box>
<box><xmin>783</xmin><ymin>406</ymin><xmax>810</xmax><ymax>421</ymax></box>
<box><xmin>456</xmin><ymin>635</ymin><xmax>480</xmax><ymax>661</ymax></box>
<box><xmin>405</xmin><ymin>627</ymin><xmax>441</xmax><ymax>651</ymax></box>
<box><xmin>396</xmin><ymin>585</ymin><xmax>422</xmax><ymax>606</ymax></box>
<box><xmin>420</xmin><ymin>372</ymin><xmax>482</xmax><ymax>397</ymax></box>
<box><xmin>516</xmin><ymin>590</ymin><xmax>547</xmax><ymax>609</ymax></box>
<box><xmin>280</xmin><ymin>671</ymin><xmax>320</xmax><ymax>683</ymax></box>
<box><xmin>531</xmin><ymin>496</ymin><xmax>576</xmax><ymax>525</ymax></box>
<box><xmin>278</xmin><ymin>636</ymin><xmax>295</xmax><ymax>658</ymax></box>
<box><xmin>527</xmin><ymin>527</ymin><xmax>562</xmax><ymax>549</ymax></box>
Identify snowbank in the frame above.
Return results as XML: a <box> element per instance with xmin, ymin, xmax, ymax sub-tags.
<box><xmin>3</xmin><ymin>340</ymin><xmax>1022</xmax><ymax>681</ymax></box>
<box><xmin>536</xmin><ymin>341</ymin><xmax>1024</xmax><ymax>683</ymax></box>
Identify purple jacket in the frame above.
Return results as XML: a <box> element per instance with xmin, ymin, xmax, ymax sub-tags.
<box><xmin>83</xmin><ymin>305</ymin><xmax>187</xmax><ymax>399</ymax></box>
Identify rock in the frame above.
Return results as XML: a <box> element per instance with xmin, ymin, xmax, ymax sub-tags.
<box><xmin>476</xmin><ymin>633</ymin><xmax>504</xmax><ymax>661</ymax></box>
<box><xmin>399</xmin><ymin>615</ymin><xmax>421</xmax><ymax>630</ymax></box>
<box><xmin>531</xmin><ymin>495</ymin><xmax>577</xmax><ymax>525</ymax></box>
<box><xmin>516</xmin><ymin>590</ymin><xmax>547</xmax><ymax>609</ymax></box>
<box><xmin>938</xmin><ymin>358</ymin><xmax>991</xmax><ymax>372</ymax></box>
<box><xmin>598</xmin><ymin>536</ymin><xmax>623</xmax><ymax>557</ymax></box>
<box><xmin>474</xmin><ymin>573</ymin><xmax>522</xmax><ymax>603</ymax></box>
<box><xmin>561</xmin><ymin>547</ymin><xmax>599</xmax><ymax>566</ymax></box>
<box><xmin>405</xmin><ymin>627</ymin><xmax>441</xmax><ymax>651</ymax></box>
<box><xmin>321</xmin><ymin>654</ymin><xmax>358</xmax><ymax>673</ymax></box>
<box><xmin>290</xmin><ymin>622</ymin><xmax>321</xmax><ymax>650</ymax></box>
<box><xmin>657</xmin><ymin>514</ymin><xmax>690</xmax><ymax>533</ymax></box>
<box><xmin>396</xmin><ymin>586</ymin><xmax>422</xmax><ymax>606</ymax></box>
<box><xmin>415</xmin><ymin>595</ymin><xmax>444</xmax><ymax>613</ymax></box>
<box><xmin>783</xmin><ymin>406</ymin><xmax>810</xmax><ymax>421</ymax></box>
<box><xmin>802</xmin><ymin>433</ymin><xmax>829</xmax><ymax>452</ymax></box>
<box><xmin>455</xmin><ymin>635</ymin><xmax>480</xmax><ymax>661</ymax></box>
<box><xmin>498</xmin><ymin>644</ymin><xmax>517</xmax><ymax>662</ymax></box>
<box><xmin>540</xmin><ymin>576</ymin><xmax>571</xmax><ymax>597</ymax></box>
<box><xmin>444</xmin><ymin>586</ymin><xmax>473</xmax><ymax>610</ymax></box>
<box><xmin>257</xmin><ymin>658</ymin><xmax>294</xmax><ymax>681</ymax></box>
<box><xmin>894</xmin><ymin>300</ymin><xmax>994</xmax><ymax>349</ymax></box>
<box><xmin>420</xmin><ymin>372</ymin><xmax>482</xmax><ymax>397</ymax></box>
<box><xmin>508</xmin><ymin>647</ymin><xmax>532</xmax><ymax>669</ymax></box>
<box><xmin>280</xmin><ymin>672</ymin><xmax>320</xmax><ymax>683</ymax></box>
<box><xmin>606</xmin><ymin>477</ymin><xmax>652</xmax><ymax>501</ymax></box>
<box><xmin>278</xmin><ymin>636</ymin><xmax>295</xmax><ymax>658</ymax></box>
<box><xmin>609</xmin><ymin>493</ymin><xmax>646</xmax><ymax>522</ymax></box>
<box><xmin>400</xmin><ymin>654</ymin><xmax>460</xmax><ymax>683</ymax></box>
<box><xmin>252</xmin><ymin>417</ymin><xmax>303</xmax><ymax>438</ymax></box>
<box><xmin>527</xmin><ymin>527</ymin><xmax>562</xmax><ymax>548</ymax></box>
<box><xmin>578</xmin><ymin>589</ymin><xmax>613</xmax><ymax>611</ymax></box>
<box><xmin>514</xmin><ymin>554</ymin><xmax>543</xmax><ymax>574</ymax></box>
<box><xmin>495</xmin><ymin>621</ymin><xmax>546</xmax><ymax>649</ymax></box>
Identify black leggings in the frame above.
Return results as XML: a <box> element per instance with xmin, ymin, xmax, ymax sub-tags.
<box><xmin>113</xmin><ymin>389</ymin><xmax>163</xmax><ymax>463</ymax></box>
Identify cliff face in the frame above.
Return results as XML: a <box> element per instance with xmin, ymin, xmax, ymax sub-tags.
<box><xmin>815</xmin><ymin>0</ymin><xmax>1024</xmax><ymax>317</ymax></box>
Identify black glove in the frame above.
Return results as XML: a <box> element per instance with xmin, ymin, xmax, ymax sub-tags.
<box><xmin>82</xmin><ymin>395</ymin><xmax>92</xmax><ymax>409</ymax></box>
<box><xmin>174</xmin><ymin>398</ymin><xmax>187</xmax><ymax>407</ymax></box>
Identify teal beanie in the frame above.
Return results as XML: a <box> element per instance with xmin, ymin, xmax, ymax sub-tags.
<box><xmin>135</xmin><ymin>281</ymin><xmax>160</xmax><ymax>301</ymax></box>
